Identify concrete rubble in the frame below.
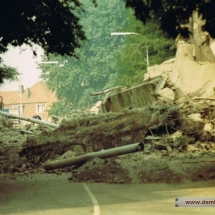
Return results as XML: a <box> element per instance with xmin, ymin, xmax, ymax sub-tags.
<box><xmin>1</xmin><ymin>41</ymin><xmax>215</xmax><ymax>183</ymax></box>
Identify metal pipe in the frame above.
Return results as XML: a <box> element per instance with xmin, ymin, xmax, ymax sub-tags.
<box><xmin>111</xmin><ymin>32</ymin><xmax>140</xmax><ymax>36</ymax></box>
<box><xmin>44</xmin><ymin>142</ymin><xmax>144</xmax><ymax>171</ymax></box>
<box><xmin>0</xmin><ymin>111</ymin><xmax>59</xmax><ymax>128</ymax></box>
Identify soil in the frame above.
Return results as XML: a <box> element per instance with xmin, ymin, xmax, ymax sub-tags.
<box><xmin>66</xmin><ymin>150</ymin><xmax>215</xmax><ymax>184</ymax></box>
<box><xmin>2</xmin><ymin>150</ymin><xmax>215</xmax><ymax>185</ymax></box>
<box><xmin>1</xmin><ymin>103</ymin><xmax>215</xmax><ymax>185</ymax></box>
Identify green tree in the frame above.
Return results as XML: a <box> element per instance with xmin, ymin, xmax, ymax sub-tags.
<box><xmin>113</xmin><ymin>17</ymin><xmax>175</xmax><ymax>87</ymax></box>
<box><xmin>0</xmin><ymin>0</ymin><xmax>91</xmax><ymax>56</ymax></box>
<box><xmin>124</xmin><ymin>0</ymin><xmax>215</xmax><ymax>39</ymax></box>
<box><xmin>40</xmin><ymin>0</ymin><xmax>132</xmax><ymax>113</ymax></box>
<box><xmin>1</xmin><ymin>0</ymin><xmax>213</xmax><ymax>116</ymax></box>
<box><xmin>0</xmin><ymin>0</ymin><xmax>96</xmax><ymax>84</ymax></box>
<box><xmin>0</xmin><ymin>65</ymin><xmax>19</xmax><ymax>84</ymax></box>
<box><xmin>2</xmin><ymin>0</ymin><xmax>215</xmax><ymax>85</ymax></box>
<box><xmin>41</xmin><ymin>0</ymin><xmax>178</xmax><ymax>115</ymax></box>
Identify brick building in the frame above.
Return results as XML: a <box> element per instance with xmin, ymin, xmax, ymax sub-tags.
<box><xmin>0</xmin><ymin>81</ymin><xmax>58</xmax><ymax>120</ymax></box>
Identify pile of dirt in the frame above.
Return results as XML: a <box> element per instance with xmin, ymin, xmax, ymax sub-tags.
<box><xmin>1</xmin><ymin>107</ymin><xmax>215</xmax><ymax>184</ymax></box>
<box><xmin>0</xmin><ymin>115</ymin><xmax>27</xmax><ymax>173</ymax></box>
<box><xmin>69</xmin><ymin>157</ymin><xmax>131</xmax><ymax>184</ymax></box>
<box><xmin>66</xmin><ymin>151</ymin><xmax>215</xmax><ymax>184</ymax></box>
<box><xmin>18</xmin><ymin>108</ymin><xmax>157</xmax><ymax>166</ymax></box>
<box><xmin>2</xmin><ymin>71</ymin><xmax>215</xmax><ymax>184</ymax></box>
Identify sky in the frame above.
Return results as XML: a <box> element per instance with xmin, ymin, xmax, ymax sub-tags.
<box><xmin>0</xmin><ymin>44</ymin><xmax>44</xmax><ymax>92</ymax></box>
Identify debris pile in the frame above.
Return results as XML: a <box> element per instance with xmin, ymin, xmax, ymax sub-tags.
<box><xmin>19</xmin><ymin>108</ymin><xmax>157</xmax><ymax>167</ymax></box>
<box><xmin>1</xmin><ymin>41</ymin><xmax>215</xmax><ymax>183</ymax></box>
<box><xmin>0</xmin><ymin>115</ymin><xmax>26</xmax><ymax>173</ymax></box>
<box><xmin>1</xmin><ymin>73</ymin><xmax>215</xmax><ymax>183</ymax></box>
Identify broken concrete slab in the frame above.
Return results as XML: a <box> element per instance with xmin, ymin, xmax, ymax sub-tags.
<box><xmin>156</xmin><ymin>87</ymin><xmax>175</xmax><ymax>101</ymax></box>
<box><xmin>144</xmin><ymin>41</ymin><xmax>215</xmax><ymax>99</ymax></box>
<box><xmin>145</xmin><ymin>58</ymin><xmax>175</xmax><ymax>80</ymax></box>
<box><xmin>168</xmin><ymin>41</ymin><xmax>215</xmax><ymax>96</ymax></box>
<box><xmin>179</xmin><ymin>117</ymin><xmax>205</xmax><ymax>135</ymax></box>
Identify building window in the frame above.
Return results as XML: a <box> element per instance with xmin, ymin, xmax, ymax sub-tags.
<box><xmin>36</xmin><ymin>104</ymin><xmax>46</xmax><ymax>113</ymax></box>
<box><xmin>11</xmin><ymin>105</ymin><xmax>24</xmax><ymax>113</ymax></box>
<box><xmin>12</xmin><ymin>105</ymin><xmax>21</xmax><ymax>110</ymax></box>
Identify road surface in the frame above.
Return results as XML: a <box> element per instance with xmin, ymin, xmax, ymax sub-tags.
<box><xmin>0</xmin><ymin>173</ymin><xmax>215</xmax><ymax>215</ymax></box>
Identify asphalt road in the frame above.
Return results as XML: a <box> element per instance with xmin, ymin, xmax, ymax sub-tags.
<box><xmin>0</xmin><ymin>173</ymin><xmax>215</xmax><ymax>215</ymax></box>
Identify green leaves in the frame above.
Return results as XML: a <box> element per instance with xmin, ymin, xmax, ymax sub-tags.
<box><xmin>40</xmin><ymin>0</ymin><xmax>176</xmax><ymax>116</ymax></box>
<box><xmin>0</xmin><ymin>0</ymin><xmax>98</xmax><ymax>84</ymax></box>
<box><xmin>40</xmin><ymin>0</ymin><xmax>131</xmax><ymax>114</ymax></box>
<box><xmin>125</xmin><ymin>0</ymin><xmax>215</xmax><ymax>39</ymax></box>
<box><xmin>0</xmin><ymin>0</ymin><xmax>89</xmax><ymax>57</ymax></box>
<box><xmin>113</xmin><ymin>18</ymin><xmax>175</xmax><ymax>87</ymax></box>
<box><xmin>0</xmin><ymin>66</ymin><xmax>19</xmax><ymax>84</ymax></box>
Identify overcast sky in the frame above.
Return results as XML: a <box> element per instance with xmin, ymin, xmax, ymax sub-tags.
<box><xmin>0</xmin><ymin>45</ymin><xmax>44</xmax><ymax>92</ymax></box>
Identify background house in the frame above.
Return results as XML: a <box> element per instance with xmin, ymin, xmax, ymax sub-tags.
<box><xmin>0</xmin><ymin>81</ymin><xmax>58</xmax><ymax>120</ymax></box>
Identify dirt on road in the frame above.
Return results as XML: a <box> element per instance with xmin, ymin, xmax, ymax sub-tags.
<box><xmin>1</xmin><ymin>93</ymin><xmax>215</xmax><ymax>184</ymax></box>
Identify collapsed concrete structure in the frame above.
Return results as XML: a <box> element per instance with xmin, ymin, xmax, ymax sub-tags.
<box><xmin>96</xmin><ymin>10</ymin><xmax>215</xmax><ymax>114</ymax></box>
<box><xmin>146</xmin><ymin>41</ymin><xmax>215</xmax><ymax>98</ymax></box>
<box><xmin>96</xmin><ymin>42</ymin><xmax>215</xmax><ymax>118</ymax></box>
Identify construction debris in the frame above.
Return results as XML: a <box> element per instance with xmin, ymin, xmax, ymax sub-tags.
<box><xmin>2</xmin><ymin>40</ymin><xmax>215</xmax><ymax>183</ymax></box>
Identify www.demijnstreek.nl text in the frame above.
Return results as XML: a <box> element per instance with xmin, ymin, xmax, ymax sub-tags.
<box><xmin>175</xmin><ymin>198</ymin><xmax>215</xmax><ymax>207</ymax></box>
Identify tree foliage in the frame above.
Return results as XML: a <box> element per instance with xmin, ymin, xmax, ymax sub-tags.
<box><xmin>0</xmin><ymin>0</ymin><xmax>94</xmax><ymax>57</ymax></box>
<box><xmin>0</xmin><ymin>0</ymin><xmax>96</xmax><ymax>84</ymax></box>
<box><xmin>41</xmin><ymin>0</ymin><xmax>176</xmax><ymax>115</ymax></box>
<box><xmin>124</xmin><ymin>0</ymin><xmax>215</xmax><ymax>39</ymax></box>
<box><xmin>5</xmin><ymin>0</ymin><xmax>212</xmax><ymax>51</ymax></box>
<box><xmin>0</xmin><ymin>65</ymin><xmax>19</xmax><ymax>84</ymax></box>
<box><xmin>46</xmin><ymin>100</ymin><xmax>72</xmax><ymax>116</ymax></box>
<box><xmin>40</xmin><ymin>0</ymin><xmax>132</xmax><ymax>111</ymax></box>
<box><xmin>1</xmin><ymin>0</ymin><xmax>215</xmax><ymax>86</ymax></box>
<box><xmin>113</xmin><ymin>17</ymin><xmax>175</xmax><ymax>87</ymax></box>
